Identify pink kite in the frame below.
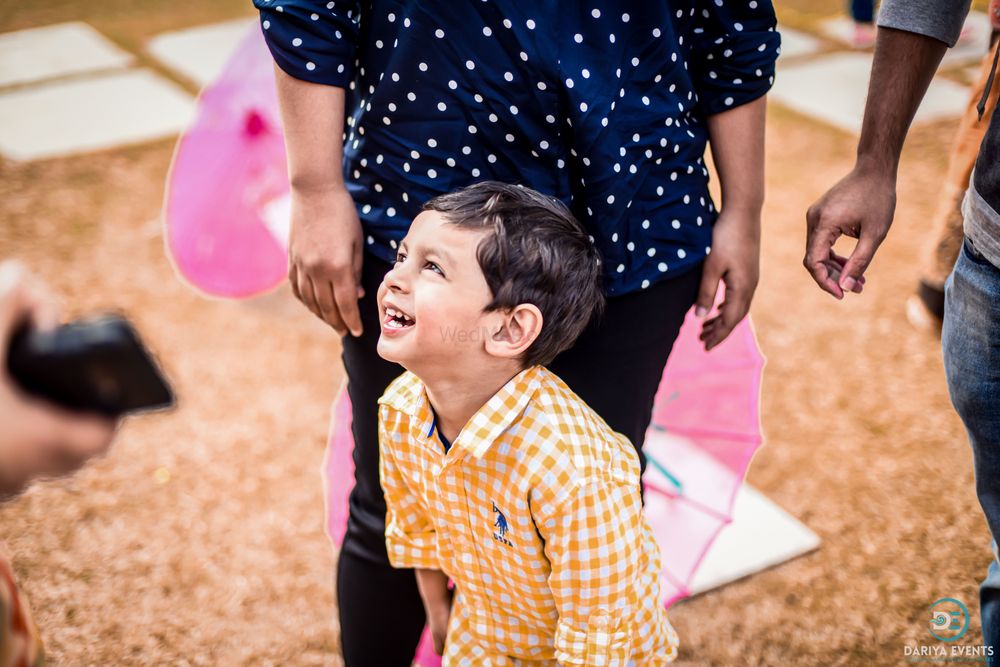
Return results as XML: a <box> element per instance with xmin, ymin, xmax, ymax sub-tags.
<box><xmin>164</xmin><ymin>26</ymin><xmax>766</xmax><ymax>667</ymax></box>
<box><xmin>163</xmin><ymin>25</ymin><xmax>289</xmax><ymax>298</ymax></box>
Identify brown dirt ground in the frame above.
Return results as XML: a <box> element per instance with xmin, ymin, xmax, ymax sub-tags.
<box><xmin>0</xmin><ymin>2</ymin><xmax>993</xmax><ymax>666</ymax></box>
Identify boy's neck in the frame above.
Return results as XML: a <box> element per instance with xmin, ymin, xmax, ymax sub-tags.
<box><xmin>421</xmin><ymin>362</ymin><xmax>525</xmax><ymax>447</ymax></box>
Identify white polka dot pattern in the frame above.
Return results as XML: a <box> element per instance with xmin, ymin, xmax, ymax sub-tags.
<box><xmin>253</xmin><ymin>0</ymin><xmax>780</xmax><ymax>296</ymax></box>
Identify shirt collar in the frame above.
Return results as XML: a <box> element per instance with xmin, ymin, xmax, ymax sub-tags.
<box><xmin>379</xmin><ymin>366</ymin><xmax>546</xmax><ymax>459</ymax></box>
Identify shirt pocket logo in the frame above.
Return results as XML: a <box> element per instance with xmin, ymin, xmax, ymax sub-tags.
<box><xmin>492</xmin><ymin>501</ymin><xmax>513</xmax><ymax>547</ymax></box>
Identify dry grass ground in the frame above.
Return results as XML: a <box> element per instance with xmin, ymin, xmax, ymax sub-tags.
<box><xmin>0</xmin><ymin>2</ymin><xmax>991</xmax><ymax>665</ymax></box>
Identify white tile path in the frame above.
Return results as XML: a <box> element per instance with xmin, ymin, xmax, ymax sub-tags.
<box><xmin>147</xmin><ymin>19</ymin><xmax>255</xmax><ymax>88</ymax></box>
<box><xmin>821</xmin><ymin>11</ymin><xmax>992</xmax><ymax>67</ymax></box>
<box><xmin>777</xmin><ymin>25</ymin><xmax>823</xmax><ymax>60</ymax></box>
<box><xmin>772</xmin><ymin>52</ymin><xmax>969</xmax><ymax>135</ymax></box>
<box><xmin>0</xmin><ymin>70</ymin><xmax>195</xmax><ymax>161</ymax></box>
<box><xmin>0</xmin><ymin>22</ymin><xmax>132</xmax><ymax>88</ymax></box>
<box><xmin>687</xmin><ymin>485</ymin><xmax>821</xmax><ymax>598</ymax></box>
<box><xmin>0</xmin><ymin>14</ymin><xmax>975</xmax><ymax>161</ymax></box>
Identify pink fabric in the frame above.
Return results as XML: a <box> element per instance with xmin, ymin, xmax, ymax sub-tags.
<box><xmin>164</xmin><ymin>26</ymin><xmax>289</xmax><ymax>298</ymax></box>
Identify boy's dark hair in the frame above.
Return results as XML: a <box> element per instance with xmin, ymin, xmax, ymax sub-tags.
<box><xmin>423</xmin><ymin>181</ymin><xmax>605</xmax><ymax>367</ymax></box>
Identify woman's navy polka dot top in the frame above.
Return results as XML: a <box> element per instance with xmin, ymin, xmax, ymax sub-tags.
<box><xmin>254</xmin><ymin>0</ymin><xmax>780</xmax><ymax>295</ymax></box>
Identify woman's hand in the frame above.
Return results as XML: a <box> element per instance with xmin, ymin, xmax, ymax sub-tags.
<box><xmin>694</xmin><ymin>210</ymin><xmax>760</xmax><ymax>351</ymax></box>
<box><xmin>287</xmin><ymin>184</ymin><xmax>365</xmax><ymax>336</ymax></box>
<box><xmin>700</xmin><ymin>96</ymin><xmax>766</xmax><ymax>351</ymax></box>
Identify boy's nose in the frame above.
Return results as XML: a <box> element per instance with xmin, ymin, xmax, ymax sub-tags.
<box><xmin>383</xmin><ymin>265</ymin><xmax>408</xmax><ymax>293</ymax></box>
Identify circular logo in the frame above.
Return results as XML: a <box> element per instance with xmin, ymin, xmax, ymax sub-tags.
<box><xmin>928</xmin><ymin>598</ymin><xmax>970</xmax><ymax>642</ymax></box>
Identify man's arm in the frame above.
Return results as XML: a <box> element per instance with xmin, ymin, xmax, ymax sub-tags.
<box><xmin>805</xmin><ymin>19</ymin><xmax>958</xmax><ymax>297</ymax></box>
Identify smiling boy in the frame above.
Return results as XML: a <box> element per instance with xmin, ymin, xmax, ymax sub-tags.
<box><xmin>376</xmin><ymin>182</ymin><xmax>678</xmax><ymax>665</ymax></box>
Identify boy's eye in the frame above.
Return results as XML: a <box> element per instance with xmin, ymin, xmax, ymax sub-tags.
<box><xmin>394</xmin><ymin>252</ymin><xmax>406</xmax><ymax>264</ymax></box>
<box><xmin>425</xmin><ymin>262</ymin><xmax>443</xmax><ymax>275</ymax></box>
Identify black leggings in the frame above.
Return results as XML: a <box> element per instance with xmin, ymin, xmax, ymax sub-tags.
<box><xmin>336</xmin><ymin>252</ymin><xmax>703</xmax><ymax>666</ymax></box>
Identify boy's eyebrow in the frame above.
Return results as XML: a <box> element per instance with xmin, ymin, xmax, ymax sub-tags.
<box><xmin>423</xmin><ymin>245</ymin><xmax>455</xmax><ymax>266</ymax></box>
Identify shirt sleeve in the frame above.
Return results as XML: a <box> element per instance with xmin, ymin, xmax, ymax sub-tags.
<box><xmin>378</xmin><ymin>413</ymin><xmax>440</xmax><ymax>570</ymax></box>
<box><xmin>252</xmin><ymin>0</ymin><xmax>361</xmax><ymax>87</ymax></box>
<box><xmin>534</xmin><ymin>476</ymin><xmax>645</xmax><ymax>667</ymax></box>
<box><xmin>877</xmin><ymin>0</ymin><xmax>972</xmax><ymax>47</ymax></box>
<box><xmin>686</xmin><ymin>0</ymin><xmax>781</xmax><ymax>116</ymax></box>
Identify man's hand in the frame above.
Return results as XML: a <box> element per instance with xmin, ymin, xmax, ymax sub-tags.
<box><xmin>0</xmin><ymin>261</ymin><xmax>117</xmax><ymax>499</ymax></box>
<box><xmin>695</xmin><ymin>210</ymin><xmax>761</xmax><ymax>351</ymax></box>
<box><xmin>804</xmin><ymin>165</ymin><xmax>893</xmax><ymax>298</ymax></box>
<box><xmin>287</xmin><ymin>185</ymin><xmax>365</xmax><ymax>336</ymax></box>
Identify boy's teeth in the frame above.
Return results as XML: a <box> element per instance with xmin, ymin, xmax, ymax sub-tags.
<box><xmin>386</xmin><ymin>307</ymin><xmax>397</xmax><ymax>317</ymax></box>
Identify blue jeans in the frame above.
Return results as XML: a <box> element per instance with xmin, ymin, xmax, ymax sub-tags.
<box><xmin>943</xmin><ymin>235</ymin><xmax>1000</xmax><ymax>660</ymax></box>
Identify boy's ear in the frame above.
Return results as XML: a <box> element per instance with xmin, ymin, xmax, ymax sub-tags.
<box><xmin>484</xmin><ymin>304</ymin><xmax>543</xmax><ymax>361</ymax></box>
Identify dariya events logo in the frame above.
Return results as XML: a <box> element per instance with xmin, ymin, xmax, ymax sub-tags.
<box><xmin>904</xmin><ymin>598</ymin><xmax>994</xmax><ymax>662</ymax></box>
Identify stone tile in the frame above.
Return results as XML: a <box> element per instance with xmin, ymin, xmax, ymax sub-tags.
<box><xmin>821</xmin><ymin>11</ymin><xmax>991</xmax><ymax>67</ymax></box>
<box><xmin>777</xmin><ymin>25</ymin><xmax>822</xmax><ymax>60</ymax></box>
<box><xmin>0</xmin><ymin>22</ymin><xmax>132</xmax><ymax>88</ymax></box>
<box><xmin>687</xmin><ymin>485</ymin><xmax>821</xmax><ymax>597</ymax></box>
<box><xmin>147</xmin><ymin>19</ymin><xmax>255</xmax><ymax>88</ymax></box>
<box><xmin>0</xmin><ymin>70</ymin><xmax>195</xmax><ymax>161</ymax></box>
<box><xmin>771</xmin><ymin>52</ymin><xmax>969</xmax><ymax>134</ymax></box>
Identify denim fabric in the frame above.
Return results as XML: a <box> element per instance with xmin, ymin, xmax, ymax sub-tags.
<box><xmin>943</xmin><ymin>235</ymin><xmax>1000</xmax><ymax>660</ymax></box>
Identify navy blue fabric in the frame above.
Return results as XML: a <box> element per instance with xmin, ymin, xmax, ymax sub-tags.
<box><xmin>254</xmin><ymin>0</ymin><xmax>780</xmax><ymax>295</ymax></box>
<box><xmin>428</xmin><ymin>412</ymin><xmax>451</xmax><ymax>453</ymax></box>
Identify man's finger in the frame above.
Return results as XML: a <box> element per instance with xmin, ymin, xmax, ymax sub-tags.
<box><xmin>827</xmin><ymin>251</ymin><xmax>866</xmax><ymax>286</ymax></box>
<box><xmin>820</xmin><ymin>259</ymin><xmax>864</xmax><ymax>293</ymax></box>
<box><xmin>838</xmin><ymin>233</ymin><xmax>882</xmax><ymax>292</ymax></box>
<box><xmin>804</xmin><ymin>223</ymin><xmax>844</xmax><ymax>299</ymax></box>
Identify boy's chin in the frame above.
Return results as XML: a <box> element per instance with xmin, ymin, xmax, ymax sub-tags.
<box><xmin>376</xmin><ymin>337</ymin><xmax>415</xmax><ymax>369</ymax></box>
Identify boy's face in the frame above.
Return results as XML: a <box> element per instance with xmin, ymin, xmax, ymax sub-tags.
<box><xmin>376</xmin><ymin>210</ymin><xmax>495</xmax><ymax>373</ymax></box>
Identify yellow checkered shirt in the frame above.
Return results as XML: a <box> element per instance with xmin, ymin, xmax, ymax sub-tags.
<box><xmin>378</xmin><ymin>365</ymin><xmax>678</xmax><ymax>666</ymax></box>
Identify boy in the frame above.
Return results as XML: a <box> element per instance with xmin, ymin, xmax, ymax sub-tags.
<box><xmin>376</xmin><ymin>181</ymin><xmax>678</xmax><ymax>665</ymax></box>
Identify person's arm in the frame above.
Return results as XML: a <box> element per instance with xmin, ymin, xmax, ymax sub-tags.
<box><xmin>0</xmin><ymin>261</ymin><xmax>116</xmax><ymax>499</ymax></box>
<box><xmin>274</xmin><ymin>72</ymin><xmax>365</xmax><ymax>336</ymax></box>
<box><xmin>253</xmin><ymin>0</ymin><xmax>366</xmax><ymax>335</ymax></box>
<box><xmin>535</xmin><ymin>477</ymin><xmax>645</xmax><ymax>666</ymax></box>
<box><xmin>685</xmin><ymin>0</ymin><xmax>778</xmax><ymax>350</ymax></box>
<box><xmin>696</xmin><ymin>96</ymin><xmax>766</xmax><ymax>351</ymax></box>
<box><xmin>378</xmin><ymin>415</ymin><xmax>440</xmax><ymax>570</ymax></box>
<box><xmin>379</xmin><ymin>417</ymin><xmax>446</xmax><ymax>649</ymax></box>
<box><xmin>415</xmin><ymin>568</ymin><xmax>452</xmax><ymax>655</ymax></box>
<box><xmin>805</xmin><ymin>0</ymin><xmax>970</xmax><ymax>297</ymax></box>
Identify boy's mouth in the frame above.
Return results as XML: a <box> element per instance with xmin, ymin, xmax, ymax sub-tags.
<box><xmin>383</xmin><ymin>306</ymin><xmax>415</xmax><ymax>330</ymax></box>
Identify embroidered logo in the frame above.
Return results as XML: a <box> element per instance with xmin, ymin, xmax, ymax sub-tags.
<box><xmin>492</xmin><ymin>502</ymin><xmax>513</xmax><ymax>547</ymax></box>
